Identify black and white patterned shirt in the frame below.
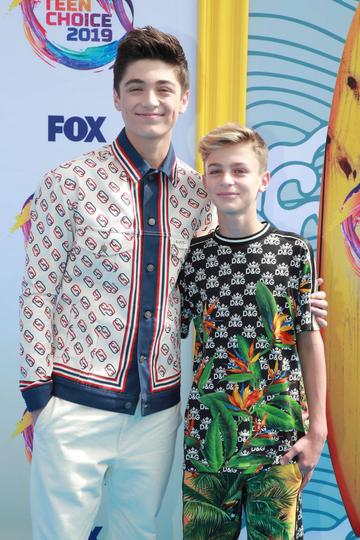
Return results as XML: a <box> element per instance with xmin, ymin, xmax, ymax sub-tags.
<box><xmin>179</xmin><ymin>223</ymin><xmax>318</xmax><ymax>474</ymax></box>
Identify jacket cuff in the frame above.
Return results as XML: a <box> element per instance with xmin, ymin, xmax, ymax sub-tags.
<box><xmin>21</xmin><ymin>382</ymin><xmax>53</xmax><ymax>412</ymax></box>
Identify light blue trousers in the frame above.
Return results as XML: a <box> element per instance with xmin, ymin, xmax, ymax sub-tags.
<box><xmin>31</xmin><ymin>396</ymin><xmax>181</xmax><ymax>540</ymax></box>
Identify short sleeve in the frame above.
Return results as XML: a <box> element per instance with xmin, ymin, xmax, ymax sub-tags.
<box><xmin>294</xmin><ymin>239</ymin><xmax>319</xmax><ymax>333</ymax></box>
<box><xmin>178</xmin><ymin>253</ymin><xmax>198</xmax><ymax>339</ymax></box>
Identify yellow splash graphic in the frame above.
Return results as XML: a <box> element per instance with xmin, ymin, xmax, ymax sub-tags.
<box><xmin>9</xmin><ymin>0</ymin><xmax>23</xmax><ymax>10</ymax></box>
<box><xmin>11</xmin><ymin>411</ymin><xmax>32</xmax><ymax>438</ymax></box>
<box><xmin>10</xmin><ymin>200</ymin><xmax>31</xmax><ymax>234</ymax></box>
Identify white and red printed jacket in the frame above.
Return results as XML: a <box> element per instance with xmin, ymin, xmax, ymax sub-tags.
<box><xmin>19</xmin><ymin>130</ymin><xmax>213</xmax><ymax>415</ymax></box>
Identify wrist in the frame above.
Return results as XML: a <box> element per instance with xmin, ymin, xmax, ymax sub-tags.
<box><xmin>308</xmin><ymin>423</ymin><xmax>327</xmax><ymax>441</ymax></box>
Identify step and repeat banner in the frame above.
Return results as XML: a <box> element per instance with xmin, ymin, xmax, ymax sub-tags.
<box><xmin>1</xmin><ymin>1</ymin><xmax>358</xmax><ymax>539</ymax></box>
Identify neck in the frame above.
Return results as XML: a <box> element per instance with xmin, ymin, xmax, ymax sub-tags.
<box><xmin>125</xmin><ymin>130</ymin><xmax>171</xmax><ymax>168</ymax></box>
<box><xmin>217</xmin><ymin>213</ymin><xmax>264</xmax><ymax>238</ymax></box>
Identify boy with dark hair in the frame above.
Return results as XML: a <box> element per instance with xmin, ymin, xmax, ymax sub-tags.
<box><xmin>19</xmin><ymin>26</ymin><xmax>212</xmax><ymax>540</ymax></box>
<box><xmin>180</xmin><ymin>123</ymin><xmax>327</xmax><ymax>540</ymax></box>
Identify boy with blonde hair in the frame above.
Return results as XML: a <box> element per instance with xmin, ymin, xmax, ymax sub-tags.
<box><xmin>180</xmin><ymin>123</ymin><xmax>327</xmax><ymax>540</ymax></box>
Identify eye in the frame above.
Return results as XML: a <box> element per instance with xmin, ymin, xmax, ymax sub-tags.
<box><xmin>233</xmin><ymin>168</ymin><xmax>246</xmax><ymax>176</ymax></box>
<box><xmin>128</xmin><ymin>87</ymin><xmax>142</xmax><ymax>93</ymax></box>
<box><xmin>158</xmin><ymin>87</ymin><xmax>173</xmax><ymax>94</ymax></box>
<box><xmin>208</xmin><ymin>169</ymin><xmax>221</xmax><ymax>176</ymax></box>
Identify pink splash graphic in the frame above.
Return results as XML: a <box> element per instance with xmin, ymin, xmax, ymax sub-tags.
<box><xmin>22</xmin><ymin>412</ymin><xmax>34</xmax><ymax>462</ymax></box>
<box><xmin>341</xmin><ymin>183</ymin><xmax>360</xmax><ymax>276</ymax></box>
<box><xmin>20</xmin><ymin>193</ymin><xmax>33</xmax><ymax>243</ymax></box>
<box><xmin>12</xmin><ymin>410</ymin><xmax>34</xmax><ymax>462</ymax></box>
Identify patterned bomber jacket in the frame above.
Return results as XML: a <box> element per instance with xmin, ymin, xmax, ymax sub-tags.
<box><xmin>19</xmin><ymin>130</ymin><xmax>213</xmax><ymax>415</ymax></box>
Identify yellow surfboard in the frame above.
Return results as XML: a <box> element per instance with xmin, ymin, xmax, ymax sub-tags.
<box><xmin>318</xmin><ymin>4</ymin><xmax>360</xmax><ymax>535</ymax></box>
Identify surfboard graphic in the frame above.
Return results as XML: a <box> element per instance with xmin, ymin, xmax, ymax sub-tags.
<box><xmin>318</xmin><ymin>4</ymin><xmax>360</xmax><ymax>535</ymax></box>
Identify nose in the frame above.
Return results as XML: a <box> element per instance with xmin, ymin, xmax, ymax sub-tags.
<box><xmin>221</xmin><ymin>171</ymin><xmax>235</xmax><ymax>185</ymax></box>
<box><xmin>143</xmin><ymin>89</ymin><xmax>160</xmax><ymax>108</ymax></box>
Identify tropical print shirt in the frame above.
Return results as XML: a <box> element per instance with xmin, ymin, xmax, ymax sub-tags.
<box><xmin>179</xmin><ymin>223</ymin><xmax>317</xmax><ymax>474</ymax></box>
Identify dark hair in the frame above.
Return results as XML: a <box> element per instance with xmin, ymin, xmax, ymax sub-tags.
<box><xmin>113</xmin><ymin>26</ymin><xmax>189</xmax><ymax>94</ymax></box>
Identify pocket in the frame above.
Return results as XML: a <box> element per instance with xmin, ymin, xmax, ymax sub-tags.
<box><xmin>34</xmin><ymin>396</ymin><xmax>55</xmax><ymax>432</ymax></box>
<box><xmin>73</xmin><ymin>227</ymin><xmax>134</xmax><ymax>265</ymax></box>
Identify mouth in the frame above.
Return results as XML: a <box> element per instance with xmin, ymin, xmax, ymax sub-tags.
<box><xmin>216</xmin><ymin>192</ymin><xmax>239</xmax><ymax>197</ymax></box>
<box><xmin>136</xmin><ymin>113</ymin><xmax>163</xmax><ymax>118</ymax></box>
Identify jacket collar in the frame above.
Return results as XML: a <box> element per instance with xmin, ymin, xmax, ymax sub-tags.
<box><xmin>112</xmin><ymin>128</ymin><xmax>178</xmax><ymax>185</ymax></box>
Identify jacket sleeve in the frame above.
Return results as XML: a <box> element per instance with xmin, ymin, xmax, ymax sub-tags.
<box><xmin>19</xmin><ymin>170</ymin><xmax>75</xmax><ymax>411</ymax></box>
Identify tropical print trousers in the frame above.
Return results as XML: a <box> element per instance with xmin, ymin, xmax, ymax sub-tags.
<box><xmin>183</xmin><ymin>463</ymin><xmax>303</xmax><ymax>540</ymax></box>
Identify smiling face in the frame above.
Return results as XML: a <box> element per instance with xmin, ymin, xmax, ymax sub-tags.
<box><xmin>113</xmin><ymin>59</ymin><xmax>189</xmax><ymax>154</ymax></box>
<box><xmin>203</xmin><ymin>142</ymin><xmax>270</xmax><ymax>219</ymax></box>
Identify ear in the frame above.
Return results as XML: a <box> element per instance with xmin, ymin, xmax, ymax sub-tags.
<box><xmin>179</xmin><ymin>89</ymin><xmax>190</xmax><ymax>114</ymax></box>
<box><xmin>202</xmin><ymin>173</ymin><xmax>208</xmax><ymax>189</ymax></box>
<box><xmin>113</xmin><ymin>89</ymin><xmax>121</xmax><ymax>112</ymax></box>
<box><xmin>259</xmin><ymin>170</ymin><xmax>270</xmax><ymax>192</ymax></box>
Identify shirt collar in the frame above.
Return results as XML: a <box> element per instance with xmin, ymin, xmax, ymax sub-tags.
<box><xmin>112</xmin><ymin>128</ymin><xmax>178</xmax><ymax>185</ymax></box>
<box><xmin>214</xmin><ymin>222</ymin><xmax>271</xmax><ymax>245</ymax></box>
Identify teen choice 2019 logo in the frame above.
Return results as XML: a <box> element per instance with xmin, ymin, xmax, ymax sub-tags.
<box><xmin>10</xmin><ymin>0</ymin><xmax>134</xmax><ymax>70</ymax></box>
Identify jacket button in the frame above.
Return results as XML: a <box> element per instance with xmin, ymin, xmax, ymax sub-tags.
<box><xmin>124</xmin><ymin>401</ymin><xmax>132</xmax><ymax>410</ymax></box>
<box><xmin>146</xmin><ymin>263</ymin><xmax>155</xmax><ymax>272</ymax></box>
<box><xmin>147</xmin><ymin>217</ymin><xmax>156</xmax><ymax>226</ymax></box>
<box><xmin>139</xmin><ymin>355</ymin><xmax>146</xmax><ymax>363</ymax></box>
<box><xmin>144</xmin><ymin>310</ymin><xmax>152</xmax><ymax>319</ymax></box>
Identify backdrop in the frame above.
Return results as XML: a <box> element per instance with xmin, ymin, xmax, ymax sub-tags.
<box><xmin>0</xmin><ymin>1</ymin><xmax>358</xmax><ymax>539</ymax></box>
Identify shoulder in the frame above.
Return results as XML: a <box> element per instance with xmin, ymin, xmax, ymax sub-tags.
<box><xmin>269</xmin><ymin>227</ymin><xmax>313</xmax><ymax>254</ymax></box>
<box><xmin>46</xmin><ymin>143</ymin><xmax>114</xmax><ymax>179</ymax></box>
<box><xmin>189</xmin><ymin>232</ymin><xmax>215</xmax><ymax>249</ymax></box>
<box><xmin>175</xmin><ymin>159</ymin><xmax>204</xmax><ymax>188</ymax></box>
<box><xmin>176</xmin><ymin>158</ymin><xmax>201</xmax><ymax>179</ymax></box>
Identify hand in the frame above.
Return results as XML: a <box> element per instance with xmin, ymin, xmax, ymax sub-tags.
<box><xmin>310</xmin><ymin>278</ymin><xmax>328</xmax><ymax>328</ymax></box>
<box><xmin>280</xmin><ymin>430</ymin><xmax>327</xmax><ymax>490</ymax></box>
<box><xmin>31</xmin><ymin>408</ymin><xmax>44</xmax><ymax>426</ymax></box>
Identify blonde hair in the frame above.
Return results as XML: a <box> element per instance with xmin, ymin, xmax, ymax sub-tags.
<box><xmin>199</xmin><ymin>123</ymin><xmax>268</xmax><ymax>172</ymax></box>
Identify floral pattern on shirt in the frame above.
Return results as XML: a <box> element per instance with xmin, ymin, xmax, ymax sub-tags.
<box><xmin>180</xmin><ymin>225</ymin><xmax>316</xmax><ymax>474</ymax></box>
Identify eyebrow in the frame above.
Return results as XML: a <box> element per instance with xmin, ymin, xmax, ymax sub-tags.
<box><xmin>124</xmin><ymin>79</ymin><xmax>177</xmax><ymax>87</ymax></box>
<box><xmin>207</xmin><ymin>162</ymin><xmax>248</xmax><ymax>168</ymax></box>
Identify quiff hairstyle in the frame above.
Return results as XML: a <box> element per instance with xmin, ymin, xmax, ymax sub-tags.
<box><xmin>113</xmin><ymin>26</ymin><xmax>189</xmax><ymax>94</ymax></box>
<box><xmin>199</xmin><ymin>123</ymin><xmax>269</xmax><ymax>173</ymax></box>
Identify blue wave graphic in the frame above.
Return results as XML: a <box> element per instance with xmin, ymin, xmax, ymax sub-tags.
<box><xmin>247</xmin><ymin>1</ymin><xmax>357</xmax><ymax>536</ymax></box>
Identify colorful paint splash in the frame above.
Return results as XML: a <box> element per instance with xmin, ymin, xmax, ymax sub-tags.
<box><xmin>12</xmin><ymin>410</ymin><xmax>34</xmax><ymax>462</ymax></box>
<box><xmin>341</xmin><ymin>183</ymin><xmax>360</xmax><ymax>276</ymax></box>
<box><xmin>11</xmin><ymin>193</ymin><xmax>34</xmax><ymax>243</ymax></box>
<box><xmin>10</xmin><ymin>0</ymin><xmax>134</xmax><ymax>70</ymax></box>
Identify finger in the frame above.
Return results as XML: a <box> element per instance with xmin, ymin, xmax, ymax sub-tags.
<box><xmin>280</xmin><ymin>448</ymin><xmax>298</xmax><ymax>465</ymax></box>
<box><xmin>316</xmin><ymin>317</ymin><xmax>328</xmax><ymax>328</ymax></box>
<box><xmin>310</xmin><ymin>305</ymin><xmax>328</xmax><ymax>315</ymax></box>
<box><xmin>317</xmin><ymin>277</ymin><xmax>324</xmax><ymax>288</ymax></box>
<box><xmin>312</xmin><ymin>291</ymin><xmax>326</xmax><ymax>300</ymax></box>
<box><xmin>310</xmin><ymin>296</ymin><xmax>327</xmax><ymax>305</ymax></box>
